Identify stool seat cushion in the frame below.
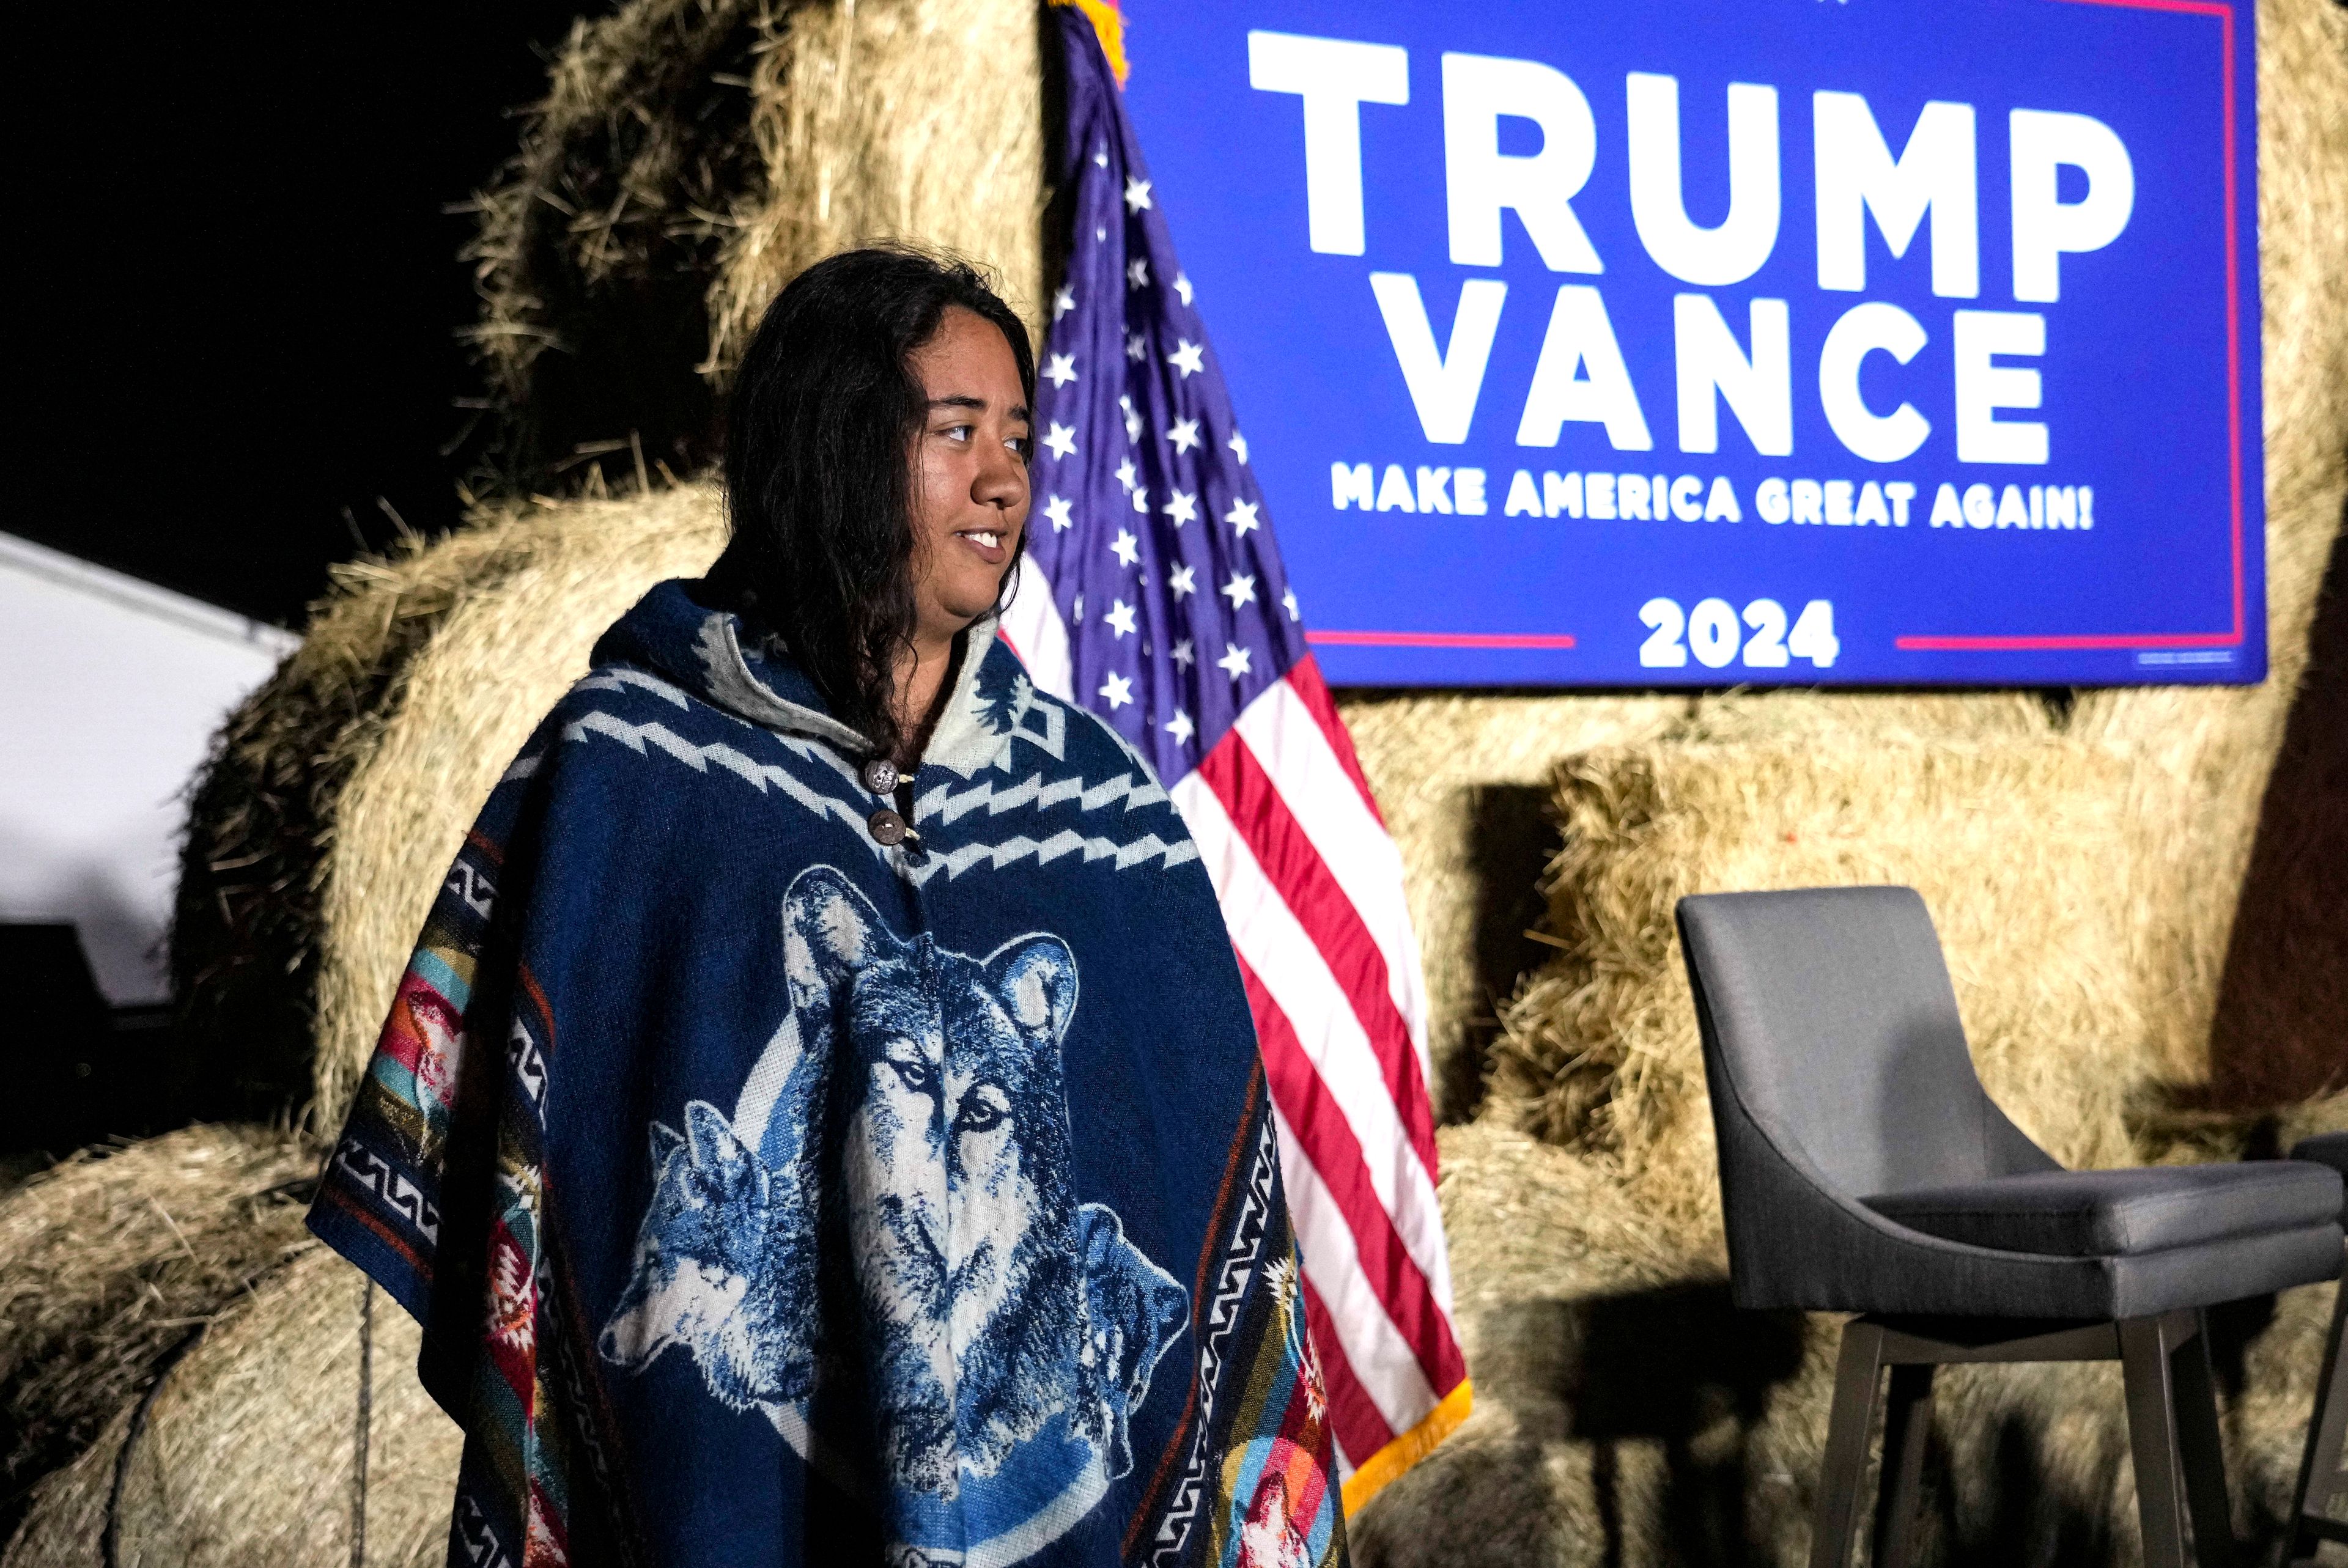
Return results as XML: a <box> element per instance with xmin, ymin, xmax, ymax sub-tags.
<box><xmin>2291</xmin><ymin>1131</ymin><xmax>2348</xmax><ymax>1187</ymax></box>
<box><xmin>1863</xmin><ymin>1163</ymin><xmax>2345</xmax><ymax>1258</ymax></box>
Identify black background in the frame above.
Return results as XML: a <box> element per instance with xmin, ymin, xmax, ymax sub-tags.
<box><xmin>15</xmin><ymin>1</ymin><xmax>589</xmax><ymax>627</ymax></box>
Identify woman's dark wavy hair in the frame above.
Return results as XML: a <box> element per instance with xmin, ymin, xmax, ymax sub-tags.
<box><xmin>710</xmin><ymin>246</ymin><xmax>1035</xmax><ymax>760</ymax></box>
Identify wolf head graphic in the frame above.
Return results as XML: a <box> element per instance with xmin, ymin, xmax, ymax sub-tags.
<box><xmin>600</xmin><ymin>863</ymin><xmax>1189</xmax><ymax>1534</ymax></box>
<box><xmin>781</xmin><ymin>865</ymin><xmax>1101</xmax><ymax>1493</ymax></box>
<box><xmin>1072</xmin><ymin>1204</ymin><xmax>1192</xmax><ymax>1478</ymax></box>
<box><xmin>597</xmin><ymin>1099</ymin><xmax>818</xmax><ymax>1410</ymax></box>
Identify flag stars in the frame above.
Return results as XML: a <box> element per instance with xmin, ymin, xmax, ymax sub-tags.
<box><xmin>1123</xmin><ymin>176</ymin><xmax>1153</xmax><ymax>213</ymax></box>
<box><xmin>1172</xmin><ymin>638</ymin><xmax>1195</xmax><ymax>669</ymax></box>
<box><xmin>1174</xmin><ymin>272</ymin><xmax>1194</xmax><ymax>306</ymax></box>
<box><xmin>1113</xmin><ymin>457</ymin><xmax>1137</xmax><ymax>492</ymax></box>
<box><xmin>1167</xmin><ymin>339</ymin><xmax>1205</xmax><ymax>377</ymax></box>
<box><xmin>1162</xmin><ymin>490</ymin><xmax>1199</xmax><ymax>527</ymax></box>
<box><xmin>1224</xmin><ymin>498</ymin><xmax>1260</xmax><ymax>536</ymax></box>
<box><xmin>1128</xmin><ymin>258</ymin><xmax>1150</xmax><ymax>291</ymax></box>
<box><xmin>1217</xmin><ymin>642</ymin><xmax>1253</xmax><ymax>680</ymax></box>
<box><xmin>1167</xmin><ymin>418</ymin><xmax>1201</xmax><ymax>454</ymax></box>
<box><xmin>1221</xmin><ymin>572</ymin><xmax>1257</xmax><ymax>609</ymax></box>
<box><xmin>1229</xmin><ymin>431</ymin><xmax>1249</xmax><ymax>464</ymax></box>
<box><xmin>1168</xmin><ymin>563</ymin><xmax>1196</xmax><ymax>599</ymax></box>
<box><xmin>1093</xmin><ymin>143</ymin><xmax>1109</xmax><ymax>168</ymax></box>
<box><xmin>1042</xmin><ymin>422</ymin><xmax>1076</xmax><ymax>460</ymax></box>
<box><xmin>1052</xmin><ymin>285</ymin><xmax>1076</xmax><ymax>320</ymax></box>
<box><xmin>1104</xmin><ymin>598</ymin><xmax>1139</xmax><ymax>638</ymax></box>
<box><xmin>1043</xmin><ymin>352</ymin><xmax>1077</xmax><ymax>388</ymax></box>
<box><xmin>1110</xmin><ymin>528</ymin><xmax>1140</xmax><ymax>567</ymax></box>
<box><xmin>1164</xmin><ymin>710</ymin><xmax>1195</xmax><ymax>746</ymax></box>
<box><xmin>1283</xmin><ymin>588</ymin><xmax>1301</xmax><ymax>622</ymax></box>
<box><xmin>1131</xmin><ymin>487</ymin><xmax>1149</xmax><ymax>514</ymax></box>
<box><xmin>1098</xmin><ymin>671</ymin><xmax>1134</xmax><ymax>709</ymax></box>
<box><xmin>1126</xmin><ymin>331</ymin><xmax>1147</xmax><ymax>363</ymax></box>
<box><xmin>1041</xmin><ymin>495</ymin><xmax>1073</xmax><ymax>532</ymax></box>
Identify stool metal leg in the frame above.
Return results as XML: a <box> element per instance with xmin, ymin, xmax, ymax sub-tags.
<box><xmin>2291</xmin><ymin>1246</ymin><xmax>2348</xmax><ymax>1560</ymax></box>
<box><xmin>1869</xmin><ymin>1363</ymin><xmax>1935</xmax><ymax>1568</ymax></box>
<box><xmin>1810</xmin><ymin>1319</ymin><xmax>1888</xmax><ymax>1568</ymax></box>
<box><xmin>2122</xmin><ymin>1314</ymin><xmax>2192</xmax><ymax>1568</ymax></box>
<box><xmin>2169</xmin><ymin>1311</ymin><xmax>2236</xmax><ymax>1568</ymax></box>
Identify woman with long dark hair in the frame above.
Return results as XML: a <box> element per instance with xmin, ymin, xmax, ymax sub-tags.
<box><xmin>309</xmin><ymin>248</ymin><xmax>1346</xmax><ymax>1568</ymax></box>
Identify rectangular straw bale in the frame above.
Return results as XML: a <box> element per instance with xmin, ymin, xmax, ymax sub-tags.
<box><xmin>1490</xmin><ymin>736</ymin><xmax>2160</xmax><ymax>1245</ymax></box>
<box><xmin>707</xmin><ymin>0</ymin><xmax>1045</xmax><ymax>375</ymax></box>
<box><xmin>1335</xmin><ymin>693</ymin><xmax>1689</xmax><ymax>1121</ymax></box>
<box><xmin>1337</xmin><ymin>690</ymin><xmax>2061</xmax><ymax>1122</ymax></box>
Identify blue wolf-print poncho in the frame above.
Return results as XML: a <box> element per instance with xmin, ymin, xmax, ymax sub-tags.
<box><xmin>308</xmin><ymin>578</ymin><xmax>1346</xmax><ymax>1568</ymax></box>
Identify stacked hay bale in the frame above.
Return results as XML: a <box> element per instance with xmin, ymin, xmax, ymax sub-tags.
<box><xmin>173</xmin><ymin>520</ymin><xmax>603</xmax><ymax>1119</ymax></box>
<box><xmin>459</xmin><ymin>0</ymin><xmax>766</xmax><ymax>486</ymax></box>
<box><xmin>6</xmin><ymin>1250</ymin><xmax>460</xmax><ymax>1568</ymax></box>
<box><xmin>309</xmin><ymin>488</ymin><xmax>726</xmax><ymax>1122</ymax></box>
<box><xmin>0</xmin><ymin>1128</ymin><xmax>316</xmax><ymax>1545</ymax></box>
<box><xmin>7</xmin><ymin>0</ymin><xmax>2336</xmax><ymax>1562</ymax></box>
<box><xmin>463</xmin><ymin>0</ymin><xmax>1042</xmax><ymax>490</ymax></box>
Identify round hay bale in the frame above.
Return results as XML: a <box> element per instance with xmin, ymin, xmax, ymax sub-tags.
<box><xmin>701</xmin><ymin>0</ymin><xmax>1045</xmax><ymax>375</ymax></box>
<box><xmin>462</xmin><ymin>0</ymin><xmax>768</xmax><ymax>486</ymax></box>
<box><xmin>310</xmin><ymin>485</ymin><xmax>726</xmax><ymax>1125</ymax></box>
<box><xmin>0</xmin><ymin>1125</ymin><xmax>314</xmax><ymax>1533</ymax></box>
<box><xmin>465</xmin><ymin>0</ymin><xmax>1043</xmax><ymax>491</ymax></box>
<box><xmin>4</xmin><ymin>1250</ymin><xmax>460</xmax><ymax>1568</ymax></box>
<box><xmin>171</xmin><ymin>519</ymin><xmax>580</xmax><ymax>1117</ymax></box>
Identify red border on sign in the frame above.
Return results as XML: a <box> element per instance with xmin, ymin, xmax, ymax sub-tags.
<box><xmin>1896</xmin><ymin>0</ymin><xmax>2245</xmax><ymax>653</ymax></box>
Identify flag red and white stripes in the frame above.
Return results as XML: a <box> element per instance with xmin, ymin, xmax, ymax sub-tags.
<box><xmin>1014</xmin><ymin>1</ymin><xmax>1471</xmax><ymax>1506</ymax></box>
<box><xmin>1003</xmin><ymin>575</ymin><xmax>1471</xmax><ymax>1509</ymax></box>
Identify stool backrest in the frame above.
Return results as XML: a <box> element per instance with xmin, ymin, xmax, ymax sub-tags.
<box><xmin>1677</xmin><ymin>888</ymin><xmax>2058</xmax><ymax>1273</ymax></box>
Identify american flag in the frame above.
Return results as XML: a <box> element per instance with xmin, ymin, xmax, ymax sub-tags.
<box><xmin>1001</xmin><ymin>2</ymin><xmax>1470</xmax><ymax>1511</ymax></box>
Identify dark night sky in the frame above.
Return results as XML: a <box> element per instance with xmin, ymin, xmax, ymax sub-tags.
<box><xmin>17</xmin><ymin>1</ymin><xmax>589</xmax><ymax>627</ymax></box>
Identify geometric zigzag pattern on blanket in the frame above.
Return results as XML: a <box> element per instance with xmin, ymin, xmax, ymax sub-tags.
<box><xmin>917</xmin><ymin>770</ymin><xmax>1169</xmax><ymax>825</ymax></box>
<box><xmin>902</xmin><ymin>830</ymin><xmax>1200</xmax><ymax>888</ymax></box>
<box><xmin>1146</xmin><ymin>1112</ymin><xmax>1278</xmax><ymax>1566</ymax></box>
<box><xmin>331</xmin><ymin>1139</ymin><xmax>442</xmax><ymax>1245</ymax></box>
<box><xmin>562</xmin><ymin>709</ymin><xmax>1202</xmax><ymax>880</ymax></box>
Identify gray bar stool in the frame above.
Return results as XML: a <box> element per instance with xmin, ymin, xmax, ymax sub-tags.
<box><xmin>2289</xmin><ymin>1130</ymin><xmax>2348</xmax><ymax>1562</ymax></box>
<box><xmin>1675</xmin><ymin>887</ymin><xmax>2345</xmax><ymax>1568</ymax></box>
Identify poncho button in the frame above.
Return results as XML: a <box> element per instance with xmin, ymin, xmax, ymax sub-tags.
<box><xmin>866</xmin><ymin>808</ymin><xmax>909</xmax><ymax>846</ymax></box>
<box><xmin>860</xmin><ymin>759</ymin><xmax>899</xmax><ymax>794</ymax></box>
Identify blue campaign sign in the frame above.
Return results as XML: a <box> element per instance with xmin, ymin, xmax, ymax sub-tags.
<box><xmin>1121</xmin><ymin>0</ymin><xmax>2264</xmax><ymax>686</ymax></box>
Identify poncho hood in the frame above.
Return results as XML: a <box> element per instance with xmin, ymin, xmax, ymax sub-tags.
<box><xmin>591</xmin><ymin>578</ymin><xmax>1018</xmax><ymax>779</ymax></box>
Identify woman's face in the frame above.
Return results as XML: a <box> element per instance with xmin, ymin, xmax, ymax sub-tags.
<box><xmin>907</xmin><ymin>307</ymin><xmax>1032</xmax><ymax>649</ymax></box>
